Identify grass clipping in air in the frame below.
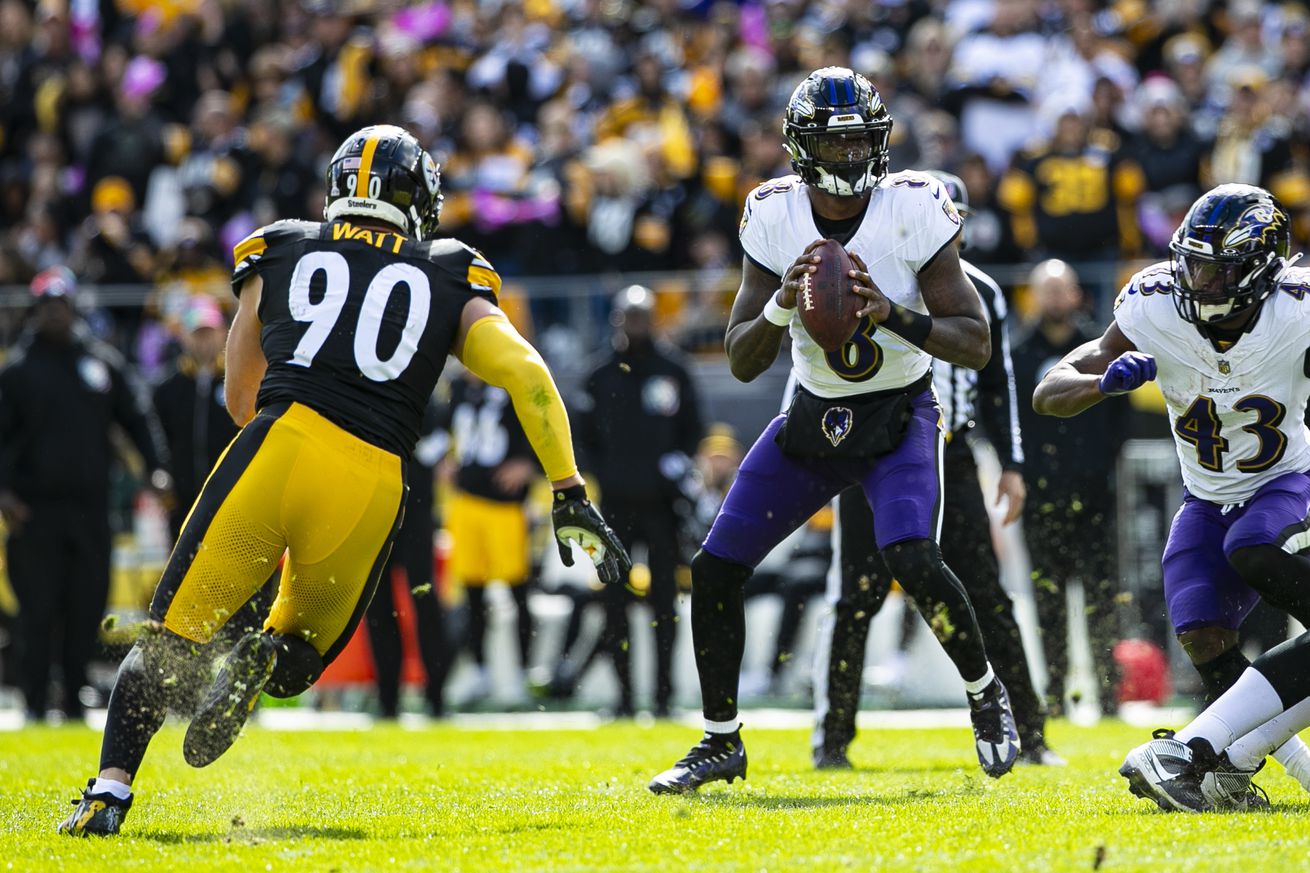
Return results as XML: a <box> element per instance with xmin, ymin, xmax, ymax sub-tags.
<box><xmin>3</xmin><ymin>721</ymin><xmax>1307</xmax><ymax>871</ymax></box>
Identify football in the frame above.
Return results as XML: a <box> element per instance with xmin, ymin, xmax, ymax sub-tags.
<box><xmin>797</xmin><ymin>239</ymin><xmax>861</xmax><ymax>352</ymax></box>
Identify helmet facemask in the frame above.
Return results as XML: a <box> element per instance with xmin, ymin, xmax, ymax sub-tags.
<box><xmin>785</xmin><ymin>121</ymin><xmax>891</xmax><ymax>197</ymax></box>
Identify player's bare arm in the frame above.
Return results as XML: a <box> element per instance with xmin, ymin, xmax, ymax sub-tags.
<box><xmin>848</xmin><ymin>244</ymin><xmax>990</xmax><ymax>370</ymax></box>
<box><xmin>724</xmin><ymin>241</ymin><xmax>824</xmax><ymax>382</ymax></box>
<box><xmin>1031</xmin><ymin>321</ymin><xmax>1142</xmax><ymax>417</ymax></box>
<box><xmin>225</xmin><ymin>273</ymin><xmax>269</xmax><ymax>426</ymax></box>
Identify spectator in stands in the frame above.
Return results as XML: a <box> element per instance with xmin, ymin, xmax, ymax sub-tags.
<box><xmin>577</xmin><ymin>285</ymin><xmax>704</xmax><ymax>717</ymax></box>
<box><xmin>1010</xmin><ymin>260</ymin><xmax>1123</xmax><ymax>716</ymax></box>
<box><xmin>1209</xmin><ymin>69</ymin><xmax>1294</xmax><ymax>189</ymax></box>
<box><xmin>0</xmin><ymin>268</ymin><xmax>169</xmax><ymax>722</ymax></box>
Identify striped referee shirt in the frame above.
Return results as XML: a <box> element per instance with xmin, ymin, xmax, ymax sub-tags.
<box><xmin>933</xmin><ymin>259</ymin><xmax>1024</xmax><ymax>470</ymax></box>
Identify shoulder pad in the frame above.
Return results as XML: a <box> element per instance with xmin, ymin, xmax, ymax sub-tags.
<box><xmin>424</xmin><ymin>238</ymin><xmax>501</xmax><ymax>300</ymax></box>
<box><xmin>1115</xmin><ymin>261</ymin><xmax>1174</xmax><ymax>310</ymax></box>
<box><xmin>232</xmin><ymin>220</ymin><xmax>322</xmax><ymax>291</ymax></box>
<box><xmin>745</xmin><ymin>175</ymin><xmax>802</xmax><ymax>204</ymax></box>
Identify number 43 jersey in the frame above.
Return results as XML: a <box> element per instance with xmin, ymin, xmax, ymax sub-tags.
<box><xmin>231</xmin><ymin>219</ymin><xmax>499</xmax><ymax>459</ymax></box>
<box><xmin>1115</xmin><ymin>261</ymin><xmax>1310</xmax><ymax>505</ymax></box>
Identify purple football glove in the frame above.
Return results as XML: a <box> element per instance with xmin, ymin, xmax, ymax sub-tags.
<box><xmin>1099</xmin><ymin>352</ymin><xmax>1157</xmax><ymax>396</ymax></box>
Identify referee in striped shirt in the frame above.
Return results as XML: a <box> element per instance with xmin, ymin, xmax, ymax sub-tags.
<box><xmin>810</xmin><ymin>172</ymin><xmax>1060</xmax><ymax>768</ymax></box>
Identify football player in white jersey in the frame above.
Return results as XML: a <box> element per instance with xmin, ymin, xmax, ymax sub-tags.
<box><xmin>648</xmin><ymin>67</ymin><xmax>1020</xmax><ymax>795</ymax></box>
<box><xmin>1033</xmin><ymin>183</ymin><xmax>1310</xmax><ymax>808</ymax></box>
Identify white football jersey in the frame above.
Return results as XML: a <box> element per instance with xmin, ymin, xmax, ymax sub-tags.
<box><xmin>1115</xmin><ymin>261</ymin><xmax>1310</xmax><ymax>504</ymax></box>
<box><xmin>738</xmin><ymin>171</ymin><xmax>963</xmax><ymax>398</ymax></box>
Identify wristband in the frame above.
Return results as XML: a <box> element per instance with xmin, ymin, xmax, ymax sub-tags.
<box><xmin>885</xmin><ymin>303</ymin><xmax>934</xmax><ymax>349</ymax></box>
<box><xmin>554</xmin><ymin>484</ymin><xmax>588</xmax><ymax>504</ymax></box>
<box><xmin>762</xmin><ymin>293</ymin><xmax>795</xmax><ymax>327</ymax></box>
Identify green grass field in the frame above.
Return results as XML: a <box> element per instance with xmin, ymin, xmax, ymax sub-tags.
<box><xmin>3</xmin><ymin>719</ymin><xmax>1307</xmax><ymax>872</ymax></box>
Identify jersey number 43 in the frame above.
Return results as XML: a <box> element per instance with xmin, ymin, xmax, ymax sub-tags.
<box><xmin>1174</xmin><ymin>394</ymin><xmax>1287</xmax><ymax>474</ymax></box>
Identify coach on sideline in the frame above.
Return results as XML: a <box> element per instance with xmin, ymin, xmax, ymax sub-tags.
<box><xmin>0</xmin><ymin>267</ymin><xmax>170</xmax><ymax>722</ymax></box>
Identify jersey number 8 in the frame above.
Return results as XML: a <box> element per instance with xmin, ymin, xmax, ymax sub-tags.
<box><xmin>286</xmin><ymin>250</ymin><xmax>431</xmax><ymax>382</ymax></box>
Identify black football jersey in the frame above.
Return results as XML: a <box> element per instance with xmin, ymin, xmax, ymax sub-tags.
<box><xmin>231</xmin><ymin>219</ymin><xmax>499</xmax><ymax>458</ymax></box>
<box><xmin>446</xmin><ymin>376</ymin><xmax>536</xmax><ymax>503</ymax></box>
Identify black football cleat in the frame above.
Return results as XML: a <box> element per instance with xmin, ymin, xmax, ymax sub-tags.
<box><xmin>649</xmin><ymin>732</ymin><xmax>747</xmax><ymax>794</ymax></box>
<box><xmin>57</xmin><ymin>780</ymin><xmax>132</xmax><ymax>836</ymax></box>
<box><xmin>184</xmin><ymin>631</ymin><xmax>276</xmax><ymax>768</ymax></box>
<box><xmin>1119</xmin><ymin>729</ymin><xmax>1212</xmax><ymax>812</ymax></box>
<box><xmin>1200</xmin><ymin>752</ymin><xmax>1269</xmax><ymax>811</ymax></box>
<box><xmin>968</xmin><ymin>678</ymin><xmax>1021</xmax><ymax>778</ymax></box>
<box><xmin>813</xmin><ymin>746</ymin><xmax>853</xmax><ymax>770</ymax></box>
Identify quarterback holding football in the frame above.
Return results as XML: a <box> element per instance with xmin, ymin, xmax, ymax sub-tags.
<box><xmin>648</xmin><ymin>66</ymin><xmax>1020</xmax><ymax>794</ymax></box>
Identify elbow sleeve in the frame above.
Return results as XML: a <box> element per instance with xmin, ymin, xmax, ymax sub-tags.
<box><xmin>459</xmin><ymin>314</ymin><xmax>579</xmax><ymax>483</ymax></box>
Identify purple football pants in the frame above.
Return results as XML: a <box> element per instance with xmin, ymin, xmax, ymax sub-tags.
<box><xmin>1162</xmin><ymin>471</ymin><xmax>1310</xmax><ymax>633</ymax></box>
<box><xmin>703</xmin><ymin>389</ymin><xmax>943</xmax><ymax>568</ymax></box>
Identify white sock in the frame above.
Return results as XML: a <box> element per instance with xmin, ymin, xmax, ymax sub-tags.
<box><xmin>704</xmin><ymin>718</ymin><xmax>739</xmax><ymax>735</ymax></box>
<box><xmin>91</xmin><ymin>777</ymin><xmax>132</xmax><ymax>800</ymax></box>
<box><xmin>963</xmin><ymin>665</ymin><xmax>996</xmax><ymax>697</ymax></box>
<box><xmin>1224</xmin><ymin>697</ymin><xmax>1310</xmax><ymax>772</ymax></box>
<box><xmin>1277</xmin><ymin>738</ymin><xmax>1310</xmax><ymax>791</ymax></box>
<box><xmin>1177</xmin><ymin>668</ymin><xmax>1284</xmax><ymax>751</ymax></box>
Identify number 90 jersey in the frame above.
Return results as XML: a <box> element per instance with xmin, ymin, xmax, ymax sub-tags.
<box><xmin>1115</xmin><ymin>261</ymin><xmax>1310</xmax><ymax>504</ymax></box>
<box><xmin>231</xmin><ymin>219</ymin><xmax>499</xmax><ymax>459</ymax></box>
<box><xmin>738</xmin><ymin>171</ymin><xmax>963</xmax><ymax>398</ymax></box>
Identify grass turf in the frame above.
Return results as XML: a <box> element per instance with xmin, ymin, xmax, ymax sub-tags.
<box><xmin>3</xmin><ymin>719</ymin><xmax>1307</xmax><ymax>872</ymax></box>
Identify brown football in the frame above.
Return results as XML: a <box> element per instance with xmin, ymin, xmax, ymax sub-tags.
<box><xmin>797</xmin><ymin>239</ymin><xmax>860</xmax><ymax>352</ymax></box>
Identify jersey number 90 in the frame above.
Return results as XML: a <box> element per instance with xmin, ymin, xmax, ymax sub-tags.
<box><xmin>286</xmin><ymin>250</ymin><xmax>431</xmax><ymax>382</ymax></box>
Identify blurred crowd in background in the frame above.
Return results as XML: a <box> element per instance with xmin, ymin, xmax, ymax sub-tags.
<box><xmin>1</xmin><ymin>0</ymin><xmax>1307</xmax><ymax>719</ymax></box>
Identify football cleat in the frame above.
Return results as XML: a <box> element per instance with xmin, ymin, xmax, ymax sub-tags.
<box><xmin>1200</xmin><ymin>753</ymin><xmax>1270</xmax><ymax>811</ymax></box>
<box><xmin>813</xmin><ymin>746</ymin><xmax>853</xmax><ymax>770</ymax></box>
<box><xmin>57</xmin><ymin>779</ymin><xmax>132</xmax><ymax>836</ymax></box>
<box><xmin>183</xmin><ymin>632</ymin><xmax>276</xmax><ymax>768</ymax></box>
<box><xmin>1119</xmin><ymin>729</ymin><xmax>1212</xmax><ymax>812</ymax></box>
<box><xmin>649</xmin><ymin>732</ymin><xmax>747</xmax><ymax>794</ymax></box>
<box><xmin>968</xmin><ymin>679</ymin><xmax>1021</xmax><ymax>778</ymax></box>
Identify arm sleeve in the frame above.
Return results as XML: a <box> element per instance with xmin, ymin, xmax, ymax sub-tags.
<box><xmin>738</xmin><ymin>185</ymin><xmax>783</xmax><ymax>278</ymax></box>
<box><xmin>974</xmin><ymin>289</ymin><xmax>1024</xmax><ymax>471</ymax></box>
<box><xmin>458</xmin><ymin>313</ymin><xmax>579</xmax><ymax>483</ymax></box>
<box><xmin>905</xmin><ymin>175</ymin><xmax>965</xmax><ymax>274</ymax></box>
<box><xmin>231</xmin><ymin>226</ymin><xmax>269</xmax><ymax>292</ymax></box>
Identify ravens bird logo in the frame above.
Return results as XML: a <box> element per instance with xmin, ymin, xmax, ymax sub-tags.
<box><xmin>822</xmin><ymin>407</ymin><xmax>854</xmax><ymax>447</ymax></box>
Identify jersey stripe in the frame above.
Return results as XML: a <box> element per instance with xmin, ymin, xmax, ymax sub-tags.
<box><xmin>355</xmin><ymin>135</ymin><xmax>381</xmax><ymax>197</ymax></box>
<box><xmin>233</xmin><ymin>234</ymin><xmax>267</xmax><ymax>266</ymax></box>
<box><xmin>467</xmin><ymin>264</ymin><xmax>502</xmax><ymax>297</ymax></box>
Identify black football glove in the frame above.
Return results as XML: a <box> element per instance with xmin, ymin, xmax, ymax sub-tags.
<box><xmin>552</xmin><ymin>485</ymin><xmax>632</xmax><ymax>587</ymax></box>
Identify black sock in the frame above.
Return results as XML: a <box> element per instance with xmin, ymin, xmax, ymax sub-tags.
<box><xmin>1196</xmin><ymin>646</ymin><xmax>1251</xmax><ymax>705</ymax></box>
<box><xmin>690</xmin><ymin>550</ymin><xmax>752</xmax><ymax>724</ymax></box>
<box><xmin>881</xmin><ymin>539</ymin><xmax>989</xmax><ymax>682</ymax></box>
<box><xmin>99</xmin><ymin>634</ymin><xmax>208</xmax><ymax>777</ymax></box>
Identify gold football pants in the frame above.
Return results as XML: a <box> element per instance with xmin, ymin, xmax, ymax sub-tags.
<box><xmin>150</xmin><ymin>401</ymin><xmax>406</xmax><ymax>662</ymax></box>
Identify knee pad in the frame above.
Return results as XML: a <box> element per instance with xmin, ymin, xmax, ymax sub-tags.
<box><xmin>880</xmin><ymin>538</ymin><xmax>943</xmax><ymax>582</ymax></box>
<box><xmin>265</xmin><ymin>634</ymin><xmax>324</xmax><ymax>698</ymax></box>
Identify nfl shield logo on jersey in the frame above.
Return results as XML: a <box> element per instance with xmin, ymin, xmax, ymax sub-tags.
<box><xmin>821</xmin><ymin>407</ymin><xmax>853</xmax><ymax>447</ymax></box>
<box><xmin>1218</xmin><ymin>359</ymin><xmax>1231</xmax><ymax>375</ymax></box>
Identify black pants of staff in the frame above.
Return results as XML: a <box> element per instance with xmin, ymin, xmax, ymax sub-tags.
<box><xmin>365</xmin><ymin>499</ymin><xmax>453</xmax><ymax>718</ymax></box>
<box><xmin>600</xmin><ymin>498</ymin><xmax>681</xmax><ymax>713</ymax></box>
<box><xmin>1023</xmin><ymin>485</ymin><xmax>1120</xmax><ymax>715</ymax></box>
<box><xmin>813</xmin><ymin>442</ymin><xmax>1047</xmax><ymax>757</ymax></box>
<box><xmin>6</xmin><ymin>498</ymin><xmax>112</xmax><ymax>717</ymax></box>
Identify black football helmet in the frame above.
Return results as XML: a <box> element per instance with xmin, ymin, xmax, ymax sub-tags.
<box><xmin>1169</xmin><ymin>183</ymin><xmax>1291</xmax><ymax>327</ymax></box>
<box><xmin>783</xmin><ymin>67</ymin><xmax>892</xmax><ymax>198</ymax></box>
<box><xmin>325</xmin><ymin>124</ymin><xmax>442</xmax><ymax>239</ymax></box>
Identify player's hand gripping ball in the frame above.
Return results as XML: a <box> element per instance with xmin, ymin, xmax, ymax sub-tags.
<box><xmin>1099</xmin><ymin>351</ymin><xmax>1157</xmax><ymax>395</ymax></box>
<box><xmin>793</xmin><ymin>239</ymin><xmax>862</xmax><ymax>352</ymax></box>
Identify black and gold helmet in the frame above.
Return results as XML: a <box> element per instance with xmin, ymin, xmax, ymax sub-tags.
<box><xmin>324</xmin><ymin>124</ymin><xmax>442</xmax><ymax>239</ymax></box>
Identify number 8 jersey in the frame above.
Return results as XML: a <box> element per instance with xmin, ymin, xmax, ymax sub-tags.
<box><xmin>737</xmin><ymin>170</ymin><xmax>962</xmax><ymax>398</ymax></box>
<box><xmin>1115</xmin><ymin>261</ymin><xmax>1310</xmax><ymax>504</ymax></box>
<box><xmin>231</xmin><ymin>218</ymin><xmax>499</xmax><ymax>458</ymax></box>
